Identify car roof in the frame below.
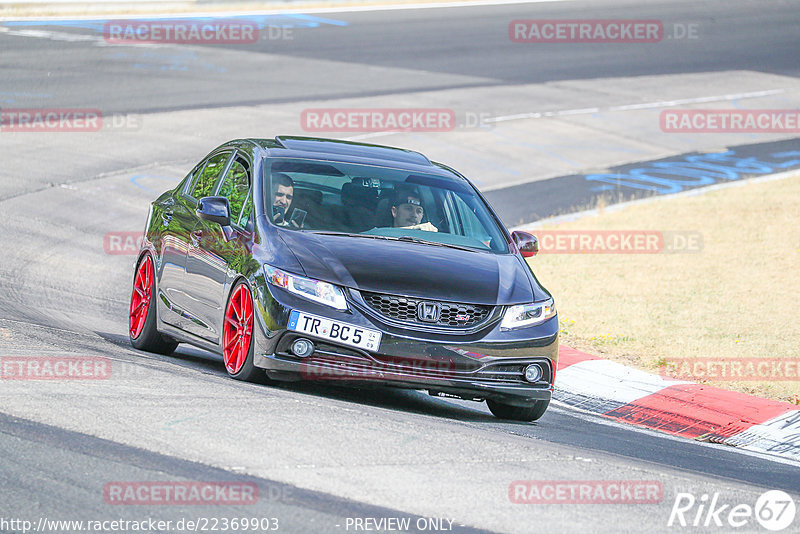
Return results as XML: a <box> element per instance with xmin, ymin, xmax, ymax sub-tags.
<box><xmin>242</xmin><ymin>136</ymin><xmax>463</xmax><ymax>179</ymax></box>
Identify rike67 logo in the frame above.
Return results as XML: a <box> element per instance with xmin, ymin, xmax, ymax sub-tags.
<box><xmin>668</xmin><ymin>490</ymin><xmax>796</xmax><ymax>531</ymax></box>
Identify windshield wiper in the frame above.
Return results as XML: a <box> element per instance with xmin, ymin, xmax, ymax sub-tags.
<box><xmin>396</xmin><ymin>235</ymin><xmax>477</xmax><ymax>252</ymax></box>
<box><xmin>313</xmin><ymin>232</ymin><xmax>479</xmax><ymax>252</ymax></box>
<box><xmin>312</xmin><ymin>231</ymin><xmax>393</xmax><ymax>240</ymax></box>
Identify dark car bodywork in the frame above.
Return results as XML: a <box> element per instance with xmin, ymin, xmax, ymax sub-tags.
<box><xmin>130</xmin><ymin>136</ymin><xmax>558</xmax><ymax>421</ymax></box>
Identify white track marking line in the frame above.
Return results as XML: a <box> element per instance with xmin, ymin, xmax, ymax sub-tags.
<box><xmin>0</xmin><ymin>26</ymin><xmax>109</xmax><ymax>42</ymax></box>
<box><xmin>0</xmin><ymin>0</ymin><xmax>574</xmax><ymax>22</ymax></box>
<box><xmin>348</xmin><ymin>90</ymin><xmax>786</xmax><ymax>141</ymax></box>
<box><xmin>487</xmin><ymin>107</ymin><xmax>601</xmax><ymax>122</ymax></box>
<box><xmin>488</xmin><ymin>89</ymin><xmax>787</xmax><ymax>123</ymax></box>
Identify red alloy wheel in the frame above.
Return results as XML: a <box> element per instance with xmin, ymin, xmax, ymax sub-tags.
<box><xmin>129</xmin><ymin>255</ymin><xmax>153</xmax><ymax>339</ymax></box>
<box><xmin>223</xmin><ymin>283</ymin><xmax>254</xmax><ymax>374</ymax></box>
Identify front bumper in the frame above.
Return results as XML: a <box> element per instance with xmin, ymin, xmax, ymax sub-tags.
<box><xmin>250</xmin><ymin>274</ymin><xmax>558</xmax><ymax>405</ymax></box>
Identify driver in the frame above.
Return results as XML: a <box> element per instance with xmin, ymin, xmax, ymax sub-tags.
<box><xmin>272</xmin><ymin>173</ymin><xmax>294</xmax><ymax>224</ymax></box>
<box><xmin>391</xmin><ymin>187</ymin><xmax>438</xmax><ymax>232</ymax></box>
<box><xmin>271</xmin><ymin>173</ymin><xmax>304</xmax><ymax>228</ymax></box>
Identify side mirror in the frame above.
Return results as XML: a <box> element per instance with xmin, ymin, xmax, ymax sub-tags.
<box><xmin>197</xmin><ymin>196</ymin><xmax>231</xmax><ymax>227</ymax></box>
<box><xmin>512</xmin><ymin>230</ymin><xmax>539</xmax><ymax>258</ymax></box>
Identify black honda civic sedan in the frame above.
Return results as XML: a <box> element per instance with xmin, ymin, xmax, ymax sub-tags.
<box><xmin>129</xmin><ymin>136</ymin><xmax>558</xmax><ymax>421</ymax></box>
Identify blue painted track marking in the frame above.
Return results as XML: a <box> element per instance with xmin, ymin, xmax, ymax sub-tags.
<box><xmin>1</xmin><ymin>14</ymin><xmax>348</xmax><ymax>32</ymax></box>
<box><xmin>0</xmin><ymin>91</ymin><xmax>51</xmax><ymax>104</ymax></box>
<box><xmin>585</xmin><ymin>148</ymin><xmax>800</xmax><ymax>194</ymax></box>
<box><xmin>772</xmin><ymin>151</ymin><xmax>800</xmax><ymax>167</ymax></box>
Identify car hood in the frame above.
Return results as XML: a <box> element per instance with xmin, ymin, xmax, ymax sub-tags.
<box><xmin>277</xmin><ymin>231</ymin><xmax>536</xmax><ymax>305</ymax></box>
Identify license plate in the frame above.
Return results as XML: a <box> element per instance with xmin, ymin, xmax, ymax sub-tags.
<box><xmin>288</xmin><ymin>310</ymin><xmax>382</xmax><ymax>352</ymax></box>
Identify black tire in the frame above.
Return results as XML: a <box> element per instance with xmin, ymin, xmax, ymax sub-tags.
<box><xmin>223</xmin><ymin>281</ymin><xmax>268</xmax><ymax>383</ymax></box>
<box><xmin>227</xmin><ymin>331</ymin><xmax>266</xmax><ymax>383</ymax></box>
<box><xmin>487</xmin><ymin>398</ymin><xmax>550</xmax><ymax>422</ymax></box>
<box><xmin>129</xmin><ymin>254</ymin><xmax>178</xmax><ymax>355</ymax></box>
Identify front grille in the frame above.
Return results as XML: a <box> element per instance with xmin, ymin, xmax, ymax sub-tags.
<box><xmin>361</xmin><ymin>291</ymin><xmax>492</xmax><ymax>328</ymax></box>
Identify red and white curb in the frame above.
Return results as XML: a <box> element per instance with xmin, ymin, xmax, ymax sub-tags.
<box><xmin>553</xmin><ymin>346</ymin><xmax>800</xmax><ymax>461</ymax></box>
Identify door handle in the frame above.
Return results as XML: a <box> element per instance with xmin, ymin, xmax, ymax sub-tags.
<box><xmin>190</xmin><ymin>230</ymin><xmax>202</xmax><ymax>247</ymax></box>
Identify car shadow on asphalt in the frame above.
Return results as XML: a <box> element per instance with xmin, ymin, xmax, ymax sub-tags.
<box><xmin>271</xmin><ymin>380</ymin><xmax>497</xmax><ymax>423</ymax></box>
<box><xmin>100</xmin><ymin>331</ymin><xmax>503</xmax><ymax>423</ymax></box>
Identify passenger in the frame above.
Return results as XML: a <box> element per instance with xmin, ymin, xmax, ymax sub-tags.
<box><xmin>391</xmin><ymin>187</ymin><xmax>438</xmax><ymax>232</ymax></box>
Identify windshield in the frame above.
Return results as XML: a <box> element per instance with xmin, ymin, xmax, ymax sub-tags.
<box><xmin>264</xmin><ymin>158</ymin><xmax>509</xmax><ymax>253</ymax></box>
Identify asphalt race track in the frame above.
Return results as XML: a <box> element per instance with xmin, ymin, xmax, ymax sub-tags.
<box><xmin>1</xmin><ymin>1</ymin><xmax>799</xmax><ymax>532</ymax></box>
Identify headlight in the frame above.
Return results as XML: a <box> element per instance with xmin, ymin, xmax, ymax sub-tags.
<box><xmin>500</xmin><ymin>298</ymin><xmax>556</xmax><ymax>330</ymax></box>
<box><xmin>264</xmin><ymin>265</ymin><xmax>348</xmax><ymax>310</ymax></box>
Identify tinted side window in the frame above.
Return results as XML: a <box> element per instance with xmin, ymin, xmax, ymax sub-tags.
<box><xmin>238</xmin><ymin>196</ymin><xmax>254</xmax><ymax>230</ymax></box>
<box><xmin>449</xmin><ymin>192</ymin><xmax>503</xmax><ymax>251</ymax></box>
<box><xmin>218</xmin><ymin>158</ymin><xmax>250</xmax><ymax>224</ymax></box>
<box><xmin>180</xmin><ymin>162</ymin><xmax>204</xmax><ymax>196</ymax></box>
<box><xmin>190</xmin><ymin>152</ymin><xmax>230</xmax><ymax>199</ymax></box>
<box><xmin>452</xmin><ymin>194</ymin><xmax>481</xmax><ymax>236</ymax></box>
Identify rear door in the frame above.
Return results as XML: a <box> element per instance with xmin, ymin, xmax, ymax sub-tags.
<box><xmin>155</xmin><ymin>162</ymin><xmax>202</xmax><ymax>329</ymax></box>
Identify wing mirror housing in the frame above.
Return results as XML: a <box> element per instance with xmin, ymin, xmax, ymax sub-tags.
<box><xmin>197</xmin><ymin>196</ymin><xmax>231</xmax><ymax>227</ymax></box>
<box><xmin>511</xmin><ymin>230</ymin><xmax>539</xmax><ymax>257</ymax></box>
